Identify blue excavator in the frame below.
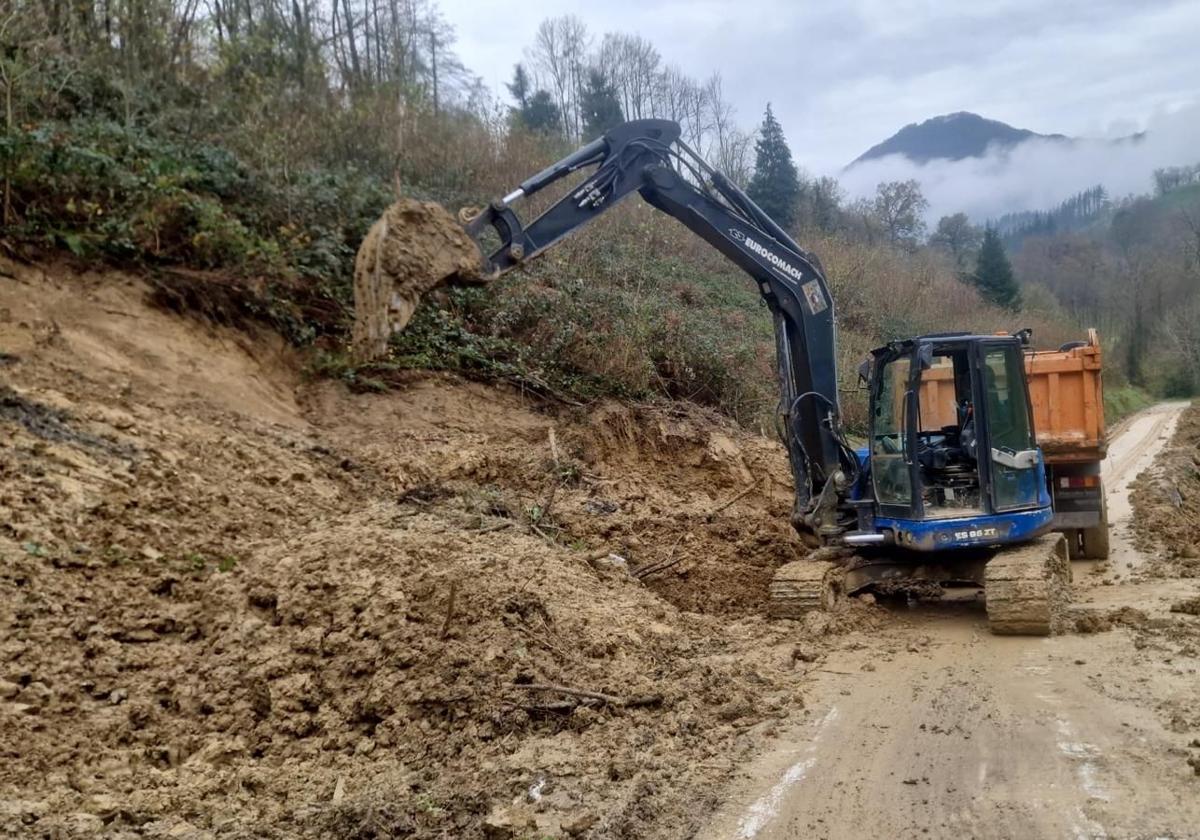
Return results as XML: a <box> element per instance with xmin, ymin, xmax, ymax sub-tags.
<box><xmin>453</xmin><ymin>119</ymin><xmax>1070</xmax><ymax>634</ymax></box>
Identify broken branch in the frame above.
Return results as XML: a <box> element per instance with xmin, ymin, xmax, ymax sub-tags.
<box><xmin>705</xmin><ymin>479</ymin><xmax>759</xmax><ymax>521</ymax></box>
<box><xmin>438</xmin><ymin>580</ymin><xmax>458</xmax><ymax>640</ymax></box>
<box><xmin>634</xmin><ymin>534</ymin><xmax>687</xmax><ymax>579</ymax></box>
<box><xmin>509</xmin><ymin>683</ymin><xmax>624</xmax><ymax>706</ymax></box>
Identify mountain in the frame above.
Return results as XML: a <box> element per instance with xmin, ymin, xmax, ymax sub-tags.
<box><xmin>849</xmin><ymin>112</ymin><xmax>1070</xmax><ymax>167</ymax></box>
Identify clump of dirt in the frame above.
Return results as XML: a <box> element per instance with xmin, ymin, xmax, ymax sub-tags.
<box><xmin>1171</xmin><ymin>597</ymin><xmax>1200</xmax><ymax>616</ymax></box>
<box><xmin>0</xmin><ymin>259</ymin><xmax>875</xmax><ymax>838</ymax></box>
<box><xmin>1131</xmin><ymin>404</ymin><xmax>1200</xmax><ymax>578</ymax></box>
<box><xmin>1</xmin><ymin>386</ymin><xmax>134</xmax><ymax>457</ymax></box>
<box><xmin>351</xmin><ymin>198</ymin><xmax>484</xmax><ymax>361</ymax></box>
<box><xmin>1074</xmin><ymin>606</ymin><xmax>1149</xmax><ymax>634</ymax></box>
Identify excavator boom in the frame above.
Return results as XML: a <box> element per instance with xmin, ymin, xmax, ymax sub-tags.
<box><xmin>462</xmin><ymin>119</ymin><xmax>857</xmax><ymax>536</ymax></box>
<box><xmin>351</xmin><ymin>117</ymin><xmax>1075</xmax><ymax>635</ymax></box>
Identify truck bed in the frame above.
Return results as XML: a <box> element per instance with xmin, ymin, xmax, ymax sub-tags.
<box><xmin>1025</xmin><ymin>328</ymin><xmax>1106</xmax><ymax>462</ymax></box>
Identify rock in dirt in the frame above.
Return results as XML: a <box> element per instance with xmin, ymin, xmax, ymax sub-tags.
<box><xmin>791</xmin><ymin>645</ymin><xmax>821</xmax><ymax>664</ymax></box>
<box><xmin>562</xmin><ymin>811</ymin><xmax>599</xmax><ymax>836</ymax></box>
<box><xmin>482</xmin><ymin>803</ymin><xmax>538</xmax><ymax>839</ymax></box>
<box><xmin>351</xmin><ymin>198</ymin><xmax>484</xmax><ymax>361</ymax></box>
<box><xmin>15</xmin><ymin>681</ymin><xmax>52</xmax><ymax>706</ymax></box>
<box><xmin>1170</xmin><ymin>597</ymin><xmax>1200</xmax><ymax>616</ymax></box>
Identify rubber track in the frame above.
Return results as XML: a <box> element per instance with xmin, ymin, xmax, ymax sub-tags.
<box><xmin>984</xmin><ymin>534</ymin><xmax>1072</xmax><ymax>635</ymax></box>
<box><xmin>769</xmin><ymin>560</ymin><xmax>841</xmax><ymax>619</ymax></box>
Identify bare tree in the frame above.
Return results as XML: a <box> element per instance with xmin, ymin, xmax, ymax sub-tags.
<box><xmin>872</xmin><ymin>180</ymin><xmax>929</xmax><ymax>248</ymax></box>
<box><xmin>1163</xmin><ymin>292</ymin><xmax>1200</xmax><ymax>389</ymax></box>
<box><xmin>704</xmin><ymin>74</ymin><xmax>752</xmax><ymax>184</ymax></box>
<box><xmin>527</xmin><ymin>15</ymin><xmax>589</xmax><ymax>140</ymax></box>
<box><xmin>597</xmin><ymin>32</ymin><xmax>659</xmax><ymax>121</ymax></box>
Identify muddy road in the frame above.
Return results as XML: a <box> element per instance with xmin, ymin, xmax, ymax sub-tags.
<box><xmin>702</xmin><ymin>401</ymin><xmax>1199</xmax><ymax>840</ymax></box>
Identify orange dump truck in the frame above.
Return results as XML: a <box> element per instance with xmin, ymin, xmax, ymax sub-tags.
<box><xmin>1025</xmin><ymin>328</ymin><xmax>1108</xmax><ymax>560</ymax></box>
<box><xmin>917</xmin><ymin>329</ymin><xmax>1108</xmax><ymax>559</ymax></box>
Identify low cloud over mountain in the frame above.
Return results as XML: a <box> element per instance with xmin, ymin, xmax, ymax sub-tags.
<box><xmin>840</xmin><ymin>107</ymin><xmax>1198</xmax><ymax>222</ymax></box>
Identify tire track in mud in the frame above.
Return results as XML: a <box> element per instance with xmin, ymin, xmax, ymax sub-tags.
<box><xmin>699</xmin><ymin>402</ymin><xmax>1200</xmax><ymax>840</ymax></box>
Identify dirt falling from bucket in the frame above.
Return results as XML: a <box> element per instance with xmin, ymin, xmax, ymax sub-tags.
<box><xmin>351</xmin><ymin>198</ymin><xmax>484</xmax><ymax>362</ymax></box>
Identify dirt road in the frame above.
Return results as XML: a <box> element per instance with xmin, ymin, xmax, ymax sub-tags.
<box><xmin>701</xmin><ymin>401</ymin><xmax>1200</xmax><ymax>840</ymax></box>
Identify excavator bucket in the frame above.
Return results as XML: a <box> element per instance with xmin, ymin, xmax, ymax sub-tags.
<box><xmin>350</xmin><ymin>198</ymin><xmax>486</xmax><ymax>362</ymax></box>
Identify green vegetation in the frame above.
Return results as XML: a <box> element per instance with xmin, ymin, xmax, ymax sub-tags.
<box><xmin>972</xmin><ymin>227</ymin><xmax>1021</xmax><ymax>310</ymax></box>
<box><xmin>747</xmin><ymin>105</ymin><xmax>803</xmax><ymax>228</ymax></box>
<box><xmin>580</xmin><ymin>69</ymin><xmax>624</xmax><ymax>140</ymax></box>
<box><xmin>930</xmin><ymin>213</ymin><xmax>983</xmax><ymax>274</ymax></box>
<box><xmin>1104</xmin><ymin>385</ymin><xmax>1157</xmax><ymax>428</ymax></box>
<box><xmin>1</xmin><ymin>1</ymin><xmax>1191</xmax><ymax>436</ymax></box>
<box><xmin>1011</xmin><ymin>179</ymin><xmax>1200</xmax><ymax>396</ymax></box>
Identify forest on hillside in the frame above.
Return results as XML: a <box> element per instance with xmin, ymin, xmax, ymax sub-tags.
<box><xmin>1003</xmin><ymin>176</ymin><xmax>1200</xmax><ymax>395</ymax></box>
<box><xmin>2</xmin><ymin>0</ymin><xmax>1197</xmax><ymax>429</ymax></box>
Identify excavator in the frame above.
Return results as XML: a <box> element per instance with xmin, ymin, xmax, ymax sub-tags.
<box><xmin>413</xmin><ymin>118</ymin><xmax>1072</xmax><ymax>634</ymax></box>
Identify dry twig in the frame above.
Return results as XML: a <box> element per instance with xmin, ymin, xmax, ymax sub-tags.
<box><xmin>705</xmin><ymin>479</ymin><xmax>759</xmax><ymax>521</ymax></box>
<box><xmin>438</xmin><ymin>580</ymin><xmax>458</xmax><ymax>640</ymax></box>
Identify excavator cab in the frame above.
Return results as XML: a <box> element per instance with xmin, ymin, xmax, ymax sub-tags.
<box><xmin>860</xmin><ymin>333</ymin><xmax>1053</xmax><ymax>551</ymax></box>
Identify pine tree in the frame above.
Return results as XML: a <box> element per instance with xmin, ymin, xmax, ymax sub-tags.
<box><xmin>972</xmin><ymin>226</ymin><xmax>1021</xmax><ymax>310</ymax></box>
<box><xmin>747</xmin><ymin>104</ymin><xmax>801</xmax><ymax>228</ymax></box>
<box><xmin>506</xmin><ymin>64</ymin><xmax>531</xmax><ymax>111</ymax></box>
<box><xmin>519</xmin><ymin>90</ymin><xmax>562</xmax><ymax>136</ymax></box>
<box><xmin>580</xmin><ymin>68</ymin><xmax>624</xmax><ymax>140</ymax></box>
<box><xmin>507</xmin><ymin>63</ymin><xmax>562</xmax><ymax>137</ymax></box>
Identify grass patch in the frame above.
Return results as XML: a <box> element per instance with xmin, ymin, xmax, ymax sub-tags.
<box><xmin>1105</xmin><ymin>384</ymin><xmax>1156</xmax><ymax>428</ymax></box>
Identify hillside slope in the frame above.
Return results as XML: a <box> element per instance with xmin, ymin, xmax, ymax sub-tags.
<box><xmin>0</xmin><ymin>258</ymin><xmax>883</xmax><ymax>838</ymax></box>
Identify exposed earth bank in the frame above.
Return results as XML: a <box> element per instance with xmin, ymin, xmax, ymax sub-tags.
<box><xmin>0</xmin><ymin>259</ymin><xmax>881</xmax><ymax>839</ymax></box>
<box><xmin>2</xmin><ymin>259</ymin><xmax>1197</xmax><ymax>839</ymax></box>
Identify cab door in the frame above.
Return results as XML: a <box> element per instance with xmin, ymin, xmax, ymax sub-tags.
<box><xmin>974</xmin><ymin>341</ymin><xmax>1043</xmax><ymax>511</ymax></box>
<box><xmin>870</xmin><ymin>351</ymin><xmax>920</xmax><ymax>520</ymax></box>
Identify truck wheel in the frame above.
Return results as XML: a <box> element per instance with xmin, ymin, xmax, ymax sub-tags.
<box><xmin>1082</xmin><ymin>492</ymin><xmax>1110</xmax><ymax>560</ymax></box>
<box><xmin>1064</xmin><ymin>529</ymin><xmax>1083</xmax><ymax>560</ymax></box>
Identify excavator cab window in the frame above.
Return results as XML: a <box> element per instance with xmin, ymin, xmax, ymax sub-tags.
<box><xmin>870</xmin><ymin>355</ymin><xmax>913</xmax><ymax>510</ymax></box>
<box><xmin>913</xmin><ymin>348</ymin><xmax>984</xmax><ymax>519</ymax></box>
<box><xmin>980</xmin><ymin>344</ymin><xmax>1041</xmax><ymax>510</ymax></box>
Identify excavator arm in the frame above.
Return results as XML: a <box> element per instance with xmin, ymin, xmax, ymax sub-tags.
<box><xmin>463</xmin><ymin>119</ymin><xmax>858</xmax><ymax>538</ymax></box>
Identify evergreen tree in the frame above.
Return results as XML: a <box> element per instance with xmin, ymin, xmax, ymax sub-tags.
<box><xmin>972</xmin><ymin>226</ymin><xmax>1021</xmax><ymax>310</ymax></box>
<box><xmin>507</xmin><ymin>63</ymin><xmax>531</xmax><ymax>110</ymax></box>
<box><xmin>747</xmin><ymin>104</ymin><xmax>801</xmax><ymax>228</ymax></box>
<box><xmin>507</xmin><ymin>63</ymin><xmax>562</xmax><ymax>137</ymax></box>
<box><xmin>520</xmin><ymin>90</ymin><xmax>562</xmax><ymax>135</ymax></box>
<box><xmin>580</xmin><ymin>68</ymin><xmax>624</xmax><ymax>140</ymax></box>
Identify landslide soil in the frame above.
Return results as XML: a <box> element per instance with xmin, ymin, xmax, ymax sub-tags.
<box><xmin>0</xmin><ymin>259</ymin><xmax>882</xmax><ymax>839</ymax></box>
<box><xmin>1131</xmin><ymin>402</ymin><xmax>1200</xmax><ymax>579</ymax></box>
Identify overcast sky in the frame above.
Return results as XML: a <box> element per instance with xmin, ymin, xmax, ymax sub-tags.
<box><xmin>445</xmin><ymin>0</ymin><xmax>1200</xmax><ymax>177</ymax></box>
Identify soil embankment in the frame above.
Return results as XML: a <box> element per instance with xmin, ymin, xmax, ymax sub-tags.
<box><xmin>0</xmin><ymin>259</ymin><xmax>880</xmax><ymax>838</ymax></box>
<box><xmin>3</xmin><ymin>259</ymin><xmax>1197</xmax><ymax>839</ymax></box>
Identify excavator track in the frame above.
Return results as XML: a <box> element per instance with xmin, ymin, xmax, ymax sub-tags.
<box><xmin>984</xmin><ymin>533</ymin><xmax>1072</xmax><ymax>635</ymax></box>
<box><xmin>768</xmin><ymin>549</ymin><xmax>846</xmax><ymax>619</ymax></box>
